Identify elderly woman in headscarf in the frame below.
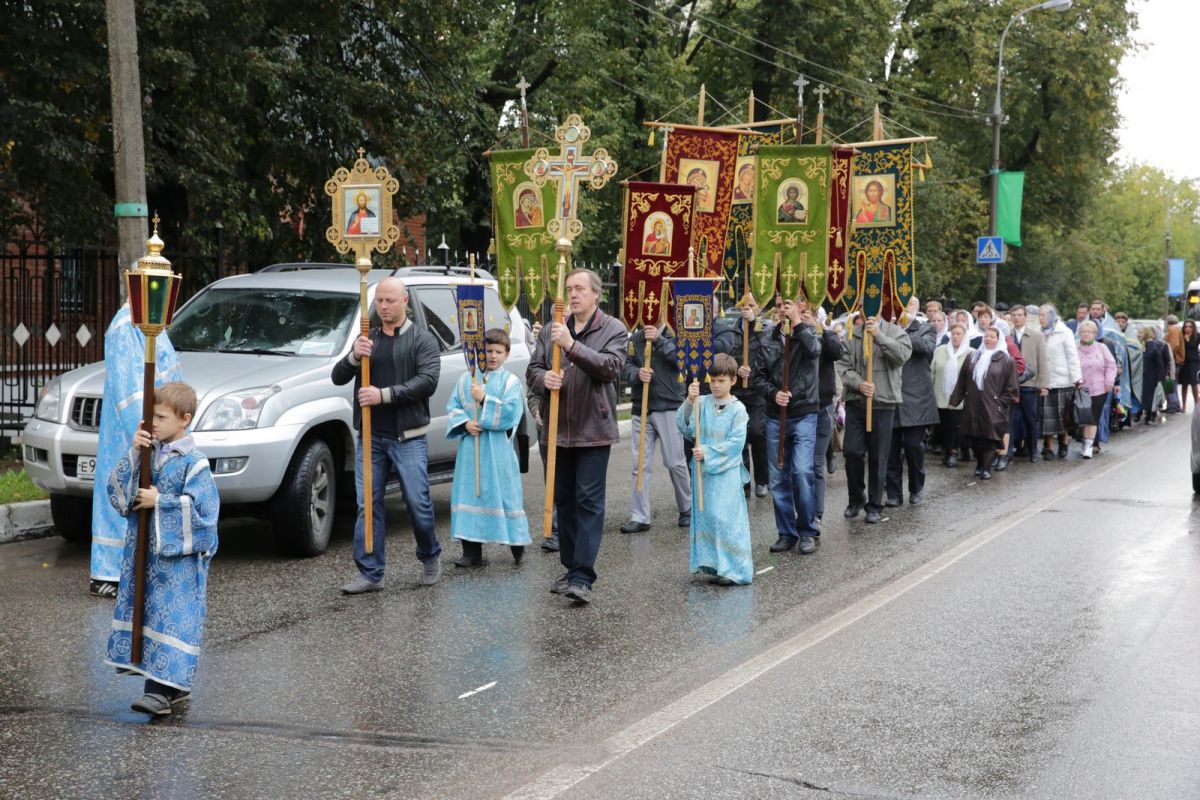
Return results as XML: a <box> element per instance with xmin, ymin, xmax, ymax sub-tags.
<box><xmin>950</xmin><ymin>326</ymin><xmax>1019</xmax><ymax>480</ymax></box>
<box><xmin>931</xmin><ymin>320</ymin><xmax>972</xmax><ymax>467</ymax></box>
<box><xmin>1076</xmin><ymin>319</ymin><xmax>1117</xmax><ymax>458</ymax></box>
<box><xmin>1038</xmin><ymin>303</ymin><xmax>1082</xmax><ymax>460</ymax></box>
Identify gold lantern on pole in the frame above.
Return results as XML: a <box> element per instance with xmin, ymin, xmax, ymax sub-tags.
<box><xmin>122</xmin><ymin>214</ymin><xmax>183</xmax><ymax>665</ymax></box>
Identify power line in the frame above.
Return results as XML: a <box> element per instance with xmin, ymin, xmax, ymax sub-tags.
<box><xmin>623</xmin><ymin>0</ymin><xmax>990</xmax><ymax>122</ymax></box>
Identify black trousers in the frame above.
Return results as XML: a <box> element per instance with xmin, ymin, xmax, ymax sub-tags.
<box><xmin>937</xmin><ymin>408</ymin><xmax>962</xmax><ymax>453</ymax></box>
<box><xmin>843</xmin><ymin>404</ymin><xmax>895</xmax><ymax>511</ymax></box>
<box><xmin>972</xmin><ymin>436</ymin><xmax>1000</xmax><ymax>470</ymax></box>
<box><xmin>742</xmin><ymin>402</ymin><xmax>769</xmax><ymax>487</ymax></box>
<box><xmin>1007</xmin><ymin>387</ymin><xmax>1041</xmax><ymax>456</ymax></box>
<box><xmin>886</xmin><ymin>424</ymin><xmax>927</xmax><ymax>500</ymax></box>
<box><xmin>555</xmin><ymin>445</ymin><xmax>610</xmax><ymax>587</ymax></box>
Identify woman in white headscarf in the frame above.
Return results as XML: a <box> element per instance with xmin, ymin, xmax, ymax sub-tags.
<box><xmin>931</xmin><ymin>321</ymin><xmax>971</xmax><ymax>467</ymax></box>
<box><xmin>949</xmin><ymin>327</ymin><xmax>1020</xmax><ymax>479</ymax></box>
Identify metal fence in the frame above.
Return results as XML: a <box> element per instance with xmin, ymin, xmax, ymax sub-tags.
<box><xmin>1</xmin><ymin>237</ymin><xmax>237</xmax><ymax>443</ymax></box>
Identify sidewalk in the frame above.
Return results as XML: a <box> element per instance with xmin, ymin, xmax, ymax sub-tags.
<box><xmin>0</xmin><ymin>498</ymin><xmax>53</xmax><ymax>544</ymax></box>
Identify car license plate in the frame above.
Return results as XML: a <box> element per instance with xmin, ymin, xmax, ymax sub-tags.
<box><xmin>76</xmin><ymin>456</ymin><xmax>98</xmax><ymax>480</ymax></box>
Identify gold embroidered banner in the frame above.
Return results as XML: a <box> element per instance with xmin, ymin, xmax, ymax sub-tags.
<box><xmin>620</xmin><ymin>181</ymin><xmax>697</xmax><ymax>328</ymax></box>
<box><xmin>663</xmin><ymin>129</ymin><xmax>739</xmax><ymax>278</ymax></box>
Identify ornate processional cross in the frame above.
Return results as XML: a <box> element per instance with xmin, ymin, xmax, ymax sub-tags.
<box><xmin>813</xmin><ymin>84</ymin><xmax>830</xmax><ymax>115</ymax></box>
<box><xmin>524</xmin><ymin>114</ymin><xmax>618</xmax><ymax>243</ymax></box>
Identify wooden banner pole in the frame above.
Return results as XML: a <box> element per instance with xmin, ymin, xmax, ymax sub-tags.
<box><xmin>543</xmin><ymin>241</ymin><xmax>569</xmax><ymax>539</ymax></box>
<box><xmin>357</xmin><ymin>245</ymin><xmax>374</xmax><ymax>554</ymax></box>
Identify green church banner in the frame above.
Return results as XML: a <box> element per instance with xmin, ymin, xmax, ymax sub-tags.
<box><xmin>749</xmin><ymin>145</ymin><xmax>832</xmax><ymax>308</ymax></box>
<box><xmin>489</xmin><ymin>148</ymin><xmax>558</xmax><ymax>310</ymax></box>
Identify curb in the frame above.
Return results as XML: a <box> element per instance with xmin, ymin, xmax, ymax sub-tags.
<box><xmin>0</xmin><ymin>499</ymin><xmax>55</xmax><ymax>545</ymax></box>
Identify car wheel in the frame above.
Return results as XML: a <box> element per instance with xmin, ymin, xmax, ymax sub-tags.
<box><xmin>50</xmin><ymin>494</ymin><xmax>92</xmax><ymax>543</ymax></box>
<box><xmin>271</xmin><ymin>438</ymin><xmax>336</xmax><ymax>557</ymax></box>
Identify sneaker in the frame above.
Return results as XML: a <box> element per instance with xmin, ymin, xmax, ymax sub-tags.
<box><xmin>811</xmin><ymin>515</ymin><xmax>823</xmax><ymax>531</ymax></box>
<box><xmin>979</xmin><ymin>470</ymin><xmax>993</xmax><ymax>480</ymax></box>
<box><xmin>563</xmin><ymin>582</ymin><xmax>593</xmax><ymax>604</ymax></box>
<box><xmin>798</xmin><ymin>536</ymin><xmax>819</xmax><ymax>555</ymax></box>
<box><xmin>909</xmin><ymin>491</ymin><xmax>925</xmax><ymax>506</ymax></box>
<box><xmin>89</xmin><ymin>580</ymin><xmax>118</xmax><ymax>599</ymax></box>
<box><xmin>420</xmin><ymin>558</ymin><xmax>442</xmax><ymax>586</ymax></box>
<box><xmin>677</xmin><ymin>513</ymin><xmax>691</xmax><ymax>528</ymax></box>
<box><xmin>1081</xmin><ymin>444</ymin><xmax>1093</xmax><ymax>459</ymax></box>
<box><xmin>864</xmin><ymin>509</ymin><xmax>883</xmax><ymax>524</ymax></box>
<box><xmin>994</xmin><ymin>455</ymin><xmax>1009</xmax><ymax>471</ymax></box>
<box><xmin>549</xmin><ymin>573</ymin><xmax>570</xmax><ymax>594</ymax></box>
<box><xmin>619</xmin><ymin>520</ymin><xmax>651</xmax><ymax>534</ymax></box>
<box><xmin>541</xmin><ymin>534</ymin><xmax>560</xmax><ymax>552</ymax></box>
<box><xmin>341</xmin><ymin>575</ymin><xmax>383</xmax><ymax>595</ymax></box>
<box><xmin>884</xmin><ymin>496</ymin><xmax>903</xmax><ymax>508</ymax></box>
<box><xmin>755</xmin><ymin>483</ymin><xmax>768</xmax><ymax>497</ymax></box>
<box><xmin>843</xmin><ymin>504</ymin><xmax>863</xmax><ymax>519</ymax></box>
<box><xmin>769</xmin><ymin>536</ymin><xmax>797</xmax><ymax>553</ymax></box>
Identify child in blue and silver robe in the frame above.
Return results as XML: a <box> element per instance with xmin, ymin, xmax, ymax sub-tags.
<box><xmin>91</xmin><ymin>303</ymin><xmax>182</xmax><ymax>597</ymax></box>
<box><xmin>446</xmin><ymin>328</ymin><xmax>530</xmax><ymax>567</ymax></box>
<box><xmin>105</xmin><ymin>381</ymin><xmax>219</xmax><ymax>716</ymax></box>
<box><xmin>677</xmin><ymin>353</ymin><xmax>754</xmax><ymax>585</ymax></box>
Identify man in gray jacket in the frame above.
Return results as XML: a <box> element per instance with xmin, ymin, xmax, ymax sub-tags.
<box><xmin>886</xmin><ymin>308</ymin><xmax>939</xmax><ymax>506</ymax></box>
<box><xmin>620</xmin><ymin>323</ymin><xmax>691</xmax><ymax>533</ymax></box>
<box><xmin>837</xmin><ymin>314</ymin><xmax>912</xmax><ymax>524</ymax></box>
<box><xmin>1005</xmin><ymin>303</ymin><xmax>1049</xmax><ymax>464</ymax></box>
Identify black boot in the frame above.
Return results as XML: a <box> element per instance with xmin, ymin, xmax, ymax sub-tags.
<box><xmin>454</xmin><ymin>540</ymin><xmax>487</xmax><ymax>568</ymax></box>
<box><xmin>510</xmin><ymin>545</ymin><xmax>525</xmax><ymax>564</ymax></box>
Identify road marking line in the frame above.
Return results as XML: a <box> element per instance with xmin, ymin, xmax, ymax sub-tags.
<box><xmin>457</xmin><ymin>681</ymin><xmax>497</xmax><ymax>700</ymax></box>
<box><xmin>754</xmin><ymin>567</ymin><xmax>774</xmax><ymax>575</ymax></box>
<box><xmin>503</xmin><ymin>430</ymin><xmax>1163</xmax><ymax>800</ymax></box>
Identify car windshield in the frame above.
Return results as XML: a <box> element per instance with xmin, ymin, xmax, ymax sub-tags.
<box><xmin>169</xmin><ymin>287</ymin><xmax>358</xmax><ymax>357</ymax></box>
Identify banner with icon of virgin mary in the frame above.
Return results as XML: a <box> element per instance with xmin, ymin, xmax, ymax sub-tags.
<box><xmin>620</xmin><ymin>181</ymin><xmax>697</xmax><ymax>328</ymax></box>
<box><xmin>489</xmin><ymin>148</ymin><xmax>557</xmax><ymax>311</ymax></box>
<box><xmin>663</xmin><ymin>129</ymin><xmax>739</xmax><ymax>278</ymax></box>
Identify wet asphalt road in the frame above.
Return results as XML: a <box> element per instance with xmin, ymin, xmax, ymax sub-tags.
<box><xmin>2</xmin><ymin>416</ymin><xmax>1198</xmax><ymax>799</ymax></box>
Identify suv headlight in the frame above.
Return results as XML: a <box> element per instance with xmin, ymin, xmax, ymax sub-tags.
<box><xmin>35</xmin><ymin>378</ymin><xmax>62</xmax><ymax>423</ymax></box>
<box><xmin>195</xmin><ymin>385</ymin><xmax>281</xmax><ymax>431</ymax></box>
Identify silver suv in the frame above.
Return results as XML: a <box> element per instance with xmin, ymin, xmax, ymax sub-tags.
<box><xmin>20</xmin><ymin>264</ymin><xmax>532</xmax><ymax>555</ymax></box>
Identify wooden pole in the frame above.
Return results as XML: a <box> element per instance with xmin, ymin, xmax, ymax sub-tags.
<box><xmin>635</xmin><ymin>283</ymin><xmax>651</xmax><ymax>492</ymax></box>
<box><xmin>865</xmin><ymin>326</ymin><xmax>875</xmax><ymax>433</ymax></box>
<box><xmin>469</xmin><ymin>254</ymin><xmax>481</xmax><ymax>496</ymax></box>
<box><xmin>106</xmin><ymin>0</ymin><xmax>148</xmax><ymax>302</ymax></box>
<box><xmin>357</xmin><ymin>246</ymin><xmax>374</xmax><ymax>554</ymax></box>
<box><xmin>697</xmin><ymin>83</ymin><xmax>706</xmax><ymax>126</ymax></box>
<box><xmin>741</xmin><ymin>300</ymin><xmax>750</xmax><ymax>389</ymax></box>
<box><xmin>694</xmin><ymin>381</ymin><xmax>703</xmax><ymax>513</ymax></box>
<box><xmin>777</xmin><ymin>318</ymin><xmax>791</xmax><ymax>468</ymax></box>
<box><xmin>543</xmin><ymin>241</ymin><xmax>569</xmax><ymax>539</ymax></box>
<box><xmin>129</xmin><ymin>337</ymin><xmax>155</xmax><ymax>665</ymax></box>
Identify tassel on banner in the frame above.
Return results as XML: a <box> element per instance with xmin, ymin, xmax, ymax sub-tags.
<box><xmin>648</xmin><ymin>129</ymin><xmax>655</xmax><ymax>147</ymax></box>
<box><xmin>487</xmin><ymin>237</ymin><xmax>496</xmax><ymax>256</ymax></box>
<box><xmin>835</xmin><ymin>229</ymin><xmax>843</xmax><ymax>248</ymax></box>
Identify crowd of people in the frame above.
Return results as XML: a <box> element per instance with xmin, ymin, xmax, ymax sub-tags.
<box><xmin>94</xmin><ymin>268</ymin><xmax>1184</xmax><ymax>716</ymax></box>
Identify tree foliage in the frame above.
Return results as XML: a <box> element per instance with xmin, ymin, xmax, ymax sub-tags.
<box><xmin>2</xmin><ymin>0</ymin><xmax>1189</xmax><ymax>315</ymax></box>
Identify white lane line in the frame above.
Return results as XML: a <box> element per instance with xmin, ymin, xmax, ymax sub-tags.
<box><xmin>754</xmin><ymin>566</ymin><xmax>774</xmax><ymax>575</ymax></box>
<box><xmin>457</xmin><ymin>681</ymin><xmax>497</xmax><ymax>700</ymax></box>
<box><xmin>503</xmin><ymin>431</ymin><xmax>1162</xmax><ymax>800</ymax></box>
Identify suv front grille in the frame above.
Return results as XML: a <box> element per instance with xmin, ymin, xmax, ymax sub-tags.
<box><xmin>70</xmin><ymin>396</ymin><xmax>103</xmax><ymax>431</ymax></box>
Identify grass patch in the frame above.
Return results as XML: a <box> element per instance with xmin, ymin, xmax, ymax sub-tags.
<box><xmin>0</xmin><ymin>468</ymin><xmax>48</xmax><ymax>504</ymax></box>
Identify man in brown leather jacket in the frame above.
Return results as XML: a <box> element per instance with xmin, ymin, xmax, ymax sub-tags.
<box><xmin>527</xmin><ymin>268</ymin><xmax>627</xmax><ymax>604</ymax></box>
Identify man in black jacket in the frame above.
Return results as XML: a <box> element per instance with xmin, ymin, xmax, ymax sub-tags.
<box><xmin>752</xmin><ymin>299</ymin><xmax>822</xmax><ymax>555</ymax></box>
<box><xmin>619</xmin><ymin>323</ymin><xmax>691</xmax><ymax>533</ymax></box>
<box><xmin>713</xmin><ymin>299</ymin><xmax>770</xmax><ymax>497</ymax></box>
<box><xmin>812</xmin><ymin>312</ymin><xmax>844</xmax><ymax>528</ymax></box>
<box><xmin>332</xmin><ymin>277</ymin><xmax>442</xmax><ymax>594</ymax></box>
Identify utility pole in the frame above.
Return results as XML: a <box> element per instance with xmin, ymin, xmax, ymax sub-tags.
<box><xmin>1164</xmin><ymin>185</ymin><xmax>1172</xmax><ymax>320</ymax></box>
<box><xmin>106</xmin><ymin>0</ymin><xmax>148</xmax><ymax>301</ymax></box>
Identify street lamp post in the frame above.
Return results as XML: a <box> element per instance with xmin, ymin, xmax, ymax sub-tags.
<box><xmin>988</xmin><ymin>0</ymin><xmax>1073</xmax><ymax>308</ymax></box>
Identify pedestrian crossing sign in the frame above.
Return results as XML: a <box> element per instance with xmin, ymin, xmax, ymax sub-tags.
<box><xmin>976</xmin><ymin>236</ymin><xmax>1005</xmax><ymax>264</ymax></box>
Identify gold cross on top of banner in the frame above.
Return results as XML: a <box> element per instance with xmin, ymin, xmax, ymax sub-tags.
<box><xmin>524</xmin><ymin>114</ymin><xmax>618</xmax><ymax>243</ymax></box>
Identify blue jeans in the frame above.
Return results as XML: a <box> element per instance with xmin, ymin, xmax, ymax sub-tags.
<box><xmin>354</xmin><ymin>435</ymin><xmax>440</xmax><ymax>582</ymax></box>
<box><xmin>766</xmin><ymin>412</ymin><xmax>818</xmax><ymax>539</ymax></box>
<box><xmin>812</xmin><ymin>405</ymin><xmax>834</xmax><ymax>520</ymax></box>
<box><xmin>555</xmin><ymin>445</ymin><xmax>610</xmax><ymax>587</ymax></box>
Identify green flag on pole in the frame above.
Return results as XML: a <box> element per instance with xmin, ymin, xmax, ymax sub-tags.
<box><xmin>997</xmin><ymin>171</ymin><xmax>1024</xmax><ymax>247</ymax></box>
<box><xmin>489</xmin><ymin>148</ymin><xmax>558</xmax><ymax>311</ymax></box>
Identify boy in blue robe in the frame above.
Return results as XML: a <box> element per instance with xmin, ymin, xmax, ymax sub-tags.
<box><xmin>677</xmin><ymin>353</ymin><xmax>754</xmax><ymax>585</ymax></box>
<box><xmin>91</xmin><ymin>303</ymin><xmax>182</xmax><ymax>597</ymax></box>
<box><xmin>447</xmin><ymin>328</ymin><xmax>530</xmax><ymax>567</ymax></box>
<box><xmin>105</xmin><ymin>381</ymin><xmax>219</xmax><ymax>716</ymax></box>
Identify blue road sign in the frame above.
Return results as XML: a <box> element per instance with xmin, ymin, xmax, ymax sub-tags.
<box><xmin>977</xmin><ymin>236</ymin><xmax>1005</xmax><ymax>264</ymax></box>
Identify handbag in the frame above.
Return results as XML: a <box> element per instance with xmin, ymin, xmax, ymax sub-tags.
<box><xmin>1072</xmin><ymin>387</ymin><xmax>1094</xmax><ymax>427</ymax></box>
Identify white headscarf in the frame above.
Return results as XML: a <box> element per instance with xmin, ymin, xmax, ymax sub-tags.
<box><xmin>943</xmin><ymin>336</ymin><xmax>972</xmax><ymax>397</ymax></box>
<box><xmin>973</xmin><ymin>338</ymin><xmax>1005</xmax><ymax>390</ymax></box>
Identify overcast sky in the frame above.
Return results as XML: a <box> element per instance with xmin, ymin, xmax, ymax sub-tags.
<box><xmin>1117</xmin><ymin>0</ymin><xmax>1200</xmax><ymax>180</ymax></box>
